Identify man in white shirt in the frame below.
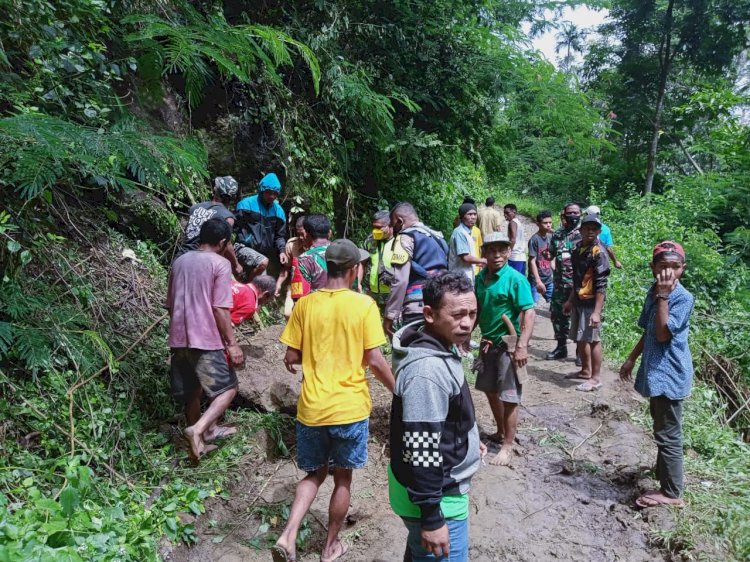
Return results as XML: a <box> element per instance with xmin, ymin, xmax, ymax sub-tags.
<box><xmin>504</xmin><ymin>203</ymin><xmax>526</xmax><ymax>275</ymax></box>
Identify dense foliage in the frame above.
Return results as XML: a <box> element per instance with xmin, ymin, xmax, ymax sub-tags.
<box><xmin>1</xmin><ymin>0</ymin><xmax>749</xmax><ymax>560</ymax></box>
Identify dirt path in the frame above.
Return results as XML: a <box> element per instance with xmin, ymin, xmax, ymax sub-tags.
<box><xmin>165</xmin><ymin>218</ymin><xmax>672</xmax><ymax>562</ymax></box>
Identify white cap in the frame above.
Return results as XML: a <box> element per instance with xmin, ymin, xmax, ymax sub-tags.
<box><xmin>585</xmin><ymin>205</ymin><xmax>601</xmax><ymax>217</ymax></box>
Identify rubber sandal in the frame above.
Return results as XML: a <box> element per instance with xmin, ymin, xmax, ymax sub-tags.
<box><xmin>320</xmin><ymin>541</ymin><xmax>349</xmax><ymax>562</ymax></box>
<box><xmin>575</xmin><ymin>382</ymin><xmax>602</xmax><ymax>392</ymax></box>
<box><xmin>272</xmin><ymin>544</ymin><xmax>296</xmax><ymax>562</ymax></box>
<box><xmin>205</xmin><ymin>424</ymin><xmax>238</xmax><ymax>443</ymax></box>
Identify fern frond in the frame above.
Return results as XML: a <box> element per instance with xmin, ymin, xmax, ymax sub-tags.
<box><xmin>0</xmin><ymin>322</ymin><xmax>14</xmax><ymax>356</ymax></box>
<box><xmin>14</xmin><ymin>327</ymin><xmax>53</xmax><ymax>374</ymax></box>
<box><xmin>123</xmin><ymin>10</ymin><xmax>321</xmax><ymax>106</ymax></box>
<box><xmin>0</xmin><ymin>113</ymin><xmax>208</xmax><ymax>200</ymax></box>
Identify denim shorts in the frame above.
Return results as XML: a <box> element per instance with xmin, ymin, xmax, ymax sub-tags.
<box><xmin>296</xmin><ymin>418</ymin><xmax>369</xmax><ymax>473</ymax></box>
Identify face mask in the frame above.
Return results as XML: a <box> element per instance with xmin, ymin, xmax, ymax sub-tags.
<box><xmin>372</xmin><ymin>228</ymin><xmax>386</xmax><ymax>241</ymax></box>
<box><xmin>565</xmin><ymin>214</ymin><xmax>580</xmax><ymax>227</ymax></box>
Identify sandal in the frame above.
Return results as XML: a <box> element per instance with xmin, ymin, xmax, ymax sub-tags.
<box><xmin>272</xmin><ymin>545</ymin><xmax>297</xmax><ymax>562</ymax></box>
<box><xmin>575</xmin><ymin>382</ymin><xmax>602</xmax><ymax>392</ymax></box>
<box><xmin>205</xmin><ymin>424</ymin><xmax>238</xmax><ymax>443</ymax></box>
<box><xmin>320</xmin><ymin>541</ymin><xmax>349</xmax><ymax>562</ymax></box>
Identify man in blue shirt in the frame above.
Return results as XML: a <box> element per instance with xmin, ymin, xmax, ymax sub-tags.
<box><xmin>585</xmin><ymin>205</ymin><xmax>622</xmax><ymax>269</ymax></box>
<box><xmin>235</xmin><ymin>173</ymin><xmax>288</xmax><ymax>271</ymax></box>
<box><xmin>619</xmin><ymin>241</ymin><xmax>694</xmax><ymax>508</ymax></box>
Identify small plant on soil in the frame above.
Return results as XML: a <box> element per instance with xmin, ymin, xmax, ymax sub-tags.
<box><xmin>246</xmin><ymin>502</ymin><xmax>312</xmax><ymax>551</ymax></box>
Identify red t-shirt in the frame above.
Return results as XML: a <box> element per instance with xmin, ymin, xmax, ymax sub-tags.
<box><xmin>230</xmin><ymin>280</ymin><xmax>258</xmax><ymax>325</ymax></box>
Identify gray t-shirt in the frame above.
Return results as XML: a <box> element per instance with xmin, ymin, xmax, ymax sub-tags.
<box><xmin>528</xmin><ymin>232</ymin><xmax>553</xmax><ymax>285</ymax></box>
<box><xmin>181</xmin><ymin>202</ymin><xmax>234</xmax><ymax>253</ymax></box>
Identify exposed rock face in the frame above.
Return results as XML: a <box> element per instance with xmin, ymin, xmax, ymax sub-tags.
<box><xmin>235</xmin><ymin>324</ymin><xmax>299</xmax><ymax>414</ymax></box>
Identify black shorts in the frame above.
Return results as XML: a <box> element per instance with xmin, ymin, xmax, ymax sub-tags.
<box><xmin>169</xmin><ymin>348</ymin><xmax>238</xmax><ymax>402</ymax></box>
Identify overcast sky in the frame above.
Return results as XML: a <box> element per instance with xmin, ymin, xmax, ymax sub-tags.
<box><xmin>526</xmin><ymin>6</ymin><xmax>610</xmax><ymax>67</ymax></box>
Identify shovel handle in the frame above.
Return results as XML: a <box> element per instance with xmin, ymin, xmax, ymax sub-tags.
<box><xmin>500</xmin><ymin>314</ymin><xmax>517</xmax><ymax>337</ymax></box>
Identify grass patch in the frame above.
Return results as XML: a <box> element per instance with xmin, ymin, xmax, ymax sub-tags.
<box><xmin>647</xmin><ymin>385</ymin><xmax>750</xmax><ymax>560</ymax></box>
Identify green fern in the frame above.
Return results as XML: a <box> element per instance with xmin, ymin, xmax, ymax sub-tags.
<box><xmin>326</xmin><ymin>61</ymin><xmax>419</xmax><ymax>138</ymax></box>
<box><xmin>0</xmin><ymin>321</ymin><xmax>13</xmax><ymax>355</ymax></box>
<box><xmin>124</xmin><ymin>8</ymin><xmax>321</xmax><ymax>108</ymax></box>
<box><xmin>13</xmin><ymin>327</ymin><xmax>53</xmax><ymax>374</ymax></box>
<box><xmin>0</xmin><ymin>113</ymin><xmax>208</xmax><ymax>200</ymax></box>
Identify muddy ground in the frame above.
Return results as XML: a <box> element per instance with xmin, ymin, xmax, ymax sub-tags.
<box><xmin>164</xmin><ymin>218</ymin><xmax>681</xmax><ymax>562</ymax></box>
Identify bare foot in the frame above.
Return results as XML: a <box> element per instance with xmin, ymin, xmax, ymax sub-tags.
<box><xmin>272</xmin><ymin>540</ymin><xmax>297</xmax><ymax>561</ymax></box>
<box><xmin>635</xmin><ymin>491</ymin><xmax>685</xmax><ymax>508</ymax></box>
<box><xmin>321</xmin><ymin>539</ymin><xmax>349</xmax><ymax>562</ymax></box>
<box><xmin>564</xmin><ymin>371</ymin><xmax>591</xmax><ymax>380</ymax></box>
<box><xmin>183</xmin><ymin>426</ymin><xmax>204</xmax><ymax>464</ymax></box>
<box><xmin>489</xmin><ymin>445</ymin><xmax>513</xmax><ymax>466</ymax></box>
<box><xmin>481</xmin><ymin>431</ymin><xmax>503</xmax><ymax>443</ymax></box>
<box><xmin>204</xmin><ymin>424</ymin><xmax>237</xmax><ymax>443</ymax></box>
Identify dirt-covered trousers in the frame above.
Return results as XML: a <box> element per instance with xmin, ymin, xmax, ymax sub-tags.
<box><xmin>550</xmin><ymin>284</ymin><xmax>573</xmax><ymax>341</ymax></box>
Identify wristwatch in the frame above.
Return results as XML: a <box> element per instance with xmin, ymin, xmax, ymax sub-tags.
<box><xmin>655</xmin><ymin>293</ymin><xmax>670</xmax><ymax>300</ymax></box>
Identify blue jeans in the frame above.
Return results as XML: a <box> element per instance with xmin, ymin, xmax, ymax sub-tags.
<box><xmin>530</xmin><ymin>280</ymin><xmax>554</xmax><ymax>303</ymax></box>
<box><xmin>401</xmin><ymin>517</ymin><xmax>469</xmax><ymax>562</ymax></box>
<box><xmin>295</xmin><ymin>419</ymin><xmax>369</xmax><ymax>473</ymax></box>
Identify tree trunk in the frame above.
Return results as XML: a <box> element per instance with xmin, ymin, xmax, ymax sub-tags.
<box><xmin>643</xmin><ymin>0</ymin><xmax>675</xmax><ymax>196</ymax></box>
<box><xmin>643</xmin><ymin>83</ymin><xmax>668</xmax><ymax>195</ymax></box>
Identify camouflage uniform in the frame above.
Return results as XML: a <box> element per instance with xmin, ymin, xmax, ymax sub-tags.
<box><xmin>550</xmin><ymin>225</ymin><xmax>582</xmax><ymax>341</ymax></box>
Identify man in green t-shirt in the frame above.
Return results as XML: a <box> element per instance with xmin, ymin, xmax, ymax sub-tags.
<box><xmin>474</xmin><ymin>232</ymin><xmax>535</xmax><ymax>466</ymax></box>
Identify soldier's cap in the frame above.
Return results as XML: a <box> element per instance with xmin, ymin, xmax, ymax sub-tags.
<box><xmin>482</xmin><ymin>232</ymin><xmax>511</xmax><ymax>246</ymax></box>
<box><xmin>214</xmin><ymin>176</ymin><xmax>238</xmax><ymax>197</ymax></box>
<box><xmin>325</xmin><ymin>239</ymin><xmax>369</xmax><ymax>269</ymax></box>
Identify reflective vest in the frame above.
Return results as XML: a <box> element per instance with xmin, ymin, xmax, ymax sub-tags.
<box><xmin>369</xmin><ymin>239</ymin><xmax>395</xmax><ymax>294</ymax></box>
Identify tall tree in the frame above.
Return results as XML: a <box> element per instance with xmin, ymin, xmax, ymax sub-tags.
<box><xmin>587</xmin><ymin>0</ymin><xmax>749</xmax><ymax>194</ymax></box>
<box><xmin>555</xmin><ymin>22</ymin><xmax>587</xmax><ymax>72</ymax></box>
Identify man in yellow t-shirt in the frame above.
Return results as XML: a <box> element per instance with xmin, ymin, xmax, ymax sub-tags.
<box><xmin>273</xmin><ymin>239</ymin><xmax>395</xmax><ymax>562</ymax></box>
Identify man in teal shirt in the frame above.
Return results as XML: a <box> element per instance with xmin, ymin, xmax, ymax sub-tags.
<box><xmin>474</xmin><ymin>232</ymin><xmax>535</xmax><ymax>466</ymax></box>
